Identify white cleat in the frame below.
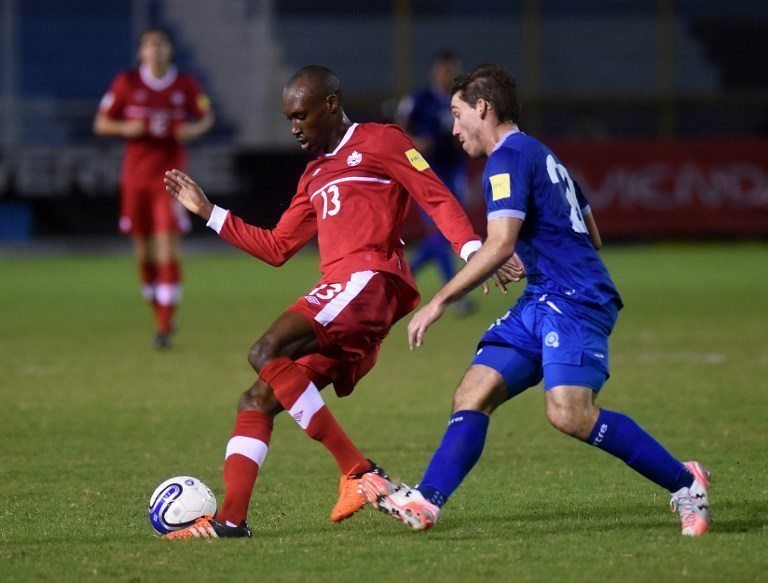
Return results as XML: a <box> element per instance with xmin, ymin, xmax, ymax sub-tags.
<box><xmin>670</xmin><ymin>460</ymin><xmax>711</xmax><ymax>536</ymax></box>
<box><xmin>361</xmin><ymin>473</ymin><xmax>439</xmax><ymax>531</ymax></box>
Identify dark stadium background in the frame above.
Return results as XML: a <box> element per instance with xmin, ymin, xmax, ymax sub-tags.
<box><xmin>1</xmin><ymin>0</ymin><xmax>767</xmax><ymax>241</ymax></box>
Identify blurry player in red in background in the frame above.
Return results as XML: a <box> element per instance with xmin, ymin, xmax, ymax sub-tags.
<box><xmin>161</xmin><ymin>66</ymin><xmax>519</xmax><ymax>539</ymax></box>
<box><xmin>93</xmin><ymin>26</ymin><xmax>214</xmax><ymax>350</ymax></box>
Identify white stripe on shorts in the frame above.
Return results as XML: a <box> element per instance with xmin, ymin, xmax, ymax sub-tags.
<box><xmin>546</xmin><ymin>300</ymin><xmax>563</xmax><ymax>314</ymax></box>
<box><xmin>288</xmin><ymin>382</ymin><xmax>325</xmax><ymax>430</ymax></box>
<box><xmin>225</xmin><ymin>435</ymin><xmax>269</xmax><ymax>466</ymax></box>
<box><xmin>314</xmin><ymin>270</ymin><xmax>376</xmax><ymax>326</ymax></box>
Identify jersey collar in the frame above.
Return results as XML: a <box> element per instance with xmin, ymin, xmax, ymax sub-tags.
<box><xmin>139</xmin><ymin>64</ymin><xmax>179</xmax><ymax>91</ymax></box>
<box><xmin>325</xmin><ymin>123</ymin><xmax>359</xmax><ymax>157</ymax></box>
<box><xmin>492</xmin><ymin>127</ymin><xmax>521</xmax><ymax>153</ymax></box>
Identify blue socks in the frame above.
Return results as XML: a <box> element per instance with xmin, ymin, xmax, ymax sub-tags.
<box><xmin>414</xmin><ymin>407</ymin><xmax>692</xmax><ymax>510</ymax></box>
<box><xmin>587</xmin><ymin>408</ymin><xmax>693</xmax><ymax>492</ymax></box>
<box><xmin>417</xmin><ymin>410</ymin><xmax>489</xmax><ymax>507</ymax></box>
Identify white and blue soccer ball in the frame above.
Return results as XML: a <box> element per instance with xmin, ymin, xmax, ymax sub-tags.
<box><xmin>148</xmin><ymin>476</ymin><xmax>217</xmax><ymax>534</ymax></box>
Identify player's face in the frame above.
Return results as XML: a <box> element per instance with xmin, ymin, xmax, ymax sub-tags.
<box><xmin>281</xmin><ymin>86</ymin><xmax>335</xmax><ymax>156</ymax></box>
<box><xmin>139</xmin><ymin>32</ymin><xmax>173</xmax><ymax>70</ymax></box>
<box><xmin>450</xmin><ymin>93</ymin><xmax>485</xmax><ymax>158</ymax></box>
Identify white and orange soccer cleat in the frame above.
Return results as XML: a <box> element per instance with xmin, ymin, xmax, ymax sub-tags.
<box><xmin>164</xmin><ymin>515</ymin><xmax>251</xmax><ymax>540</ymax></box>
<box><xmin>331</xmin><ymin>460</ymin><xmax>389</xmax><ymax>522</ymax></box>
<box><xmin>361</xmin><ymin>473</ymin><xmax>439</xmax><ymax>531</ymax></box>
<box><xmin>670</xmin><ymin>461</ymin><xmax>711</xmax><ymax>536</ymax></box>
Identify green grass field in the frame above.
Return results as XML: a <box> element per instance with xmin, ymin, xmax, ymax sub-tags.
<box><xmin>1</xmin><ymin>242</ymin><xmax>766</xmax><ymax>581</ymax></box>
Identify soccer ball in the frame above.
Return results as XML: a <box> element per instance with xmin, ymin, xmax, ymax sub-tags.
<box><xmin>147</xmin><ymin>476</ymin><xmax>217</xmax><ymax>534</ymax></box>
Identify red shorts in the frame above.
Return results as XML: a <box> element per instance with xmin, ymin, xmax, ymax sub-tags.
<box><xmin>119</xmin><ymin>180</ymin><xmax>191</xmax><ymax>236</ymax></box>
<box><xmin>288</xmin><ymin>270</ymin><xmax>419</xmax><ymax>397</ymax></box>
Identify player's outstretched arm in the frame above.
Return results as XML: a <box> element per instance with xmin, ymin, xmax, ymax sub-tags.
<box><xmin>407</xmin><ymin>217</ymin><xmax>521</xmax><ymax>349</ymax></box>
<box><xmin>164</xmin><ymin>169</ymin><xmax>214</xmax><ymax>220</ymax></box>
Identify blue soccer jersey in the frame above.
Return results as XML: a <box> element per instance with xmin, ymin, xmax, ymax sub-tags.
<box><xmin>483</xmin><ymin>130</ymin><xmax>622</xmax><ymax>308</ymax></box>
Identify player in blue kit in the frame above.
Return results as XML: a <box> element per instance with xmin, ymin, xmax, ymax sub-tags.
<box><xmin>362</xmin><ymin>64</ymin><xmax>711</xmax><ymax>536</ymax></box>
<box><xmin>398</xmin><ymin>51</ymin><xmax>475</xmax><ymax>315</ymax></box>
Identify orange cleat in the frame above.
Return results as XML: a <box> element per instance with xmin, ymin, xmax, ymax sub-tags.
<box><xmin>330</xmin><ymin>460</ymin><xmax>388</xmax><ymax>522</ymax></box>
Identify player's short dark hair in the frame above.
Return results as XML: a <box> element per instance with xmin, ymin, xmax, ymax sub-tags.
<box><xmin>450</xmin><ymin>64</ymin><xmax>522</xmax><ymax>124</ymax></box>
<box><xmin>138</xmin><ymin>26</ymin><xmax>175</xmax><ymax>50</ymax></box>
<box><xmin>286</xmin><ymin>65</ymin><xmax>343</xmax><ymax>101</ymax></box>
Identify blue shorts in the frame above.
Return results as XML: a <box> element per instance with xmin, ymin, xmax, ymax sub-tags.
<box><xmin>471</xmin><ymin>293</ymin><xmax>619</xmax><ymax>398</ymax></box>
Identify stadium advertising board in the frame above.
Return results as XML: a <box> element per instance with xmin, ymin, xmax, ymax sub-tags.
<box><xmin>551</xmin><ymin>139</ymin><xmax>768</xmax><ymax>237</ymax></box>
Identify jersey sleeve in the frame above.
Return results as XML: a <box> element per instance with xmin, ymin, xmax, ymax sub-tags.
<box><xmin>184</xmin><ymin>76</ymin><xmax>212</xmax><ymax>119</ymax></box>
<box><xmin>574</xmin><ymin>180</ymin><xmax>591</xmax><ymax>215</ymax></box>
<box><xmin>484</xmin><ymin>148</ymin><xmax>531</xmax><ymax>222</ymax></box>
<box><xmin>214</xmin><ymin>189</ymin><xmax>317</xmax><ymax>266</ymax></box>
<box><xmin>98</xmin><ymin>72</ymin><xmax>129</xmax><ymax>119</ymax></box>
<box><xmin>378</xmin><ymin>125</ymin><xmax>480</xmax><ymax>259</ymax></box>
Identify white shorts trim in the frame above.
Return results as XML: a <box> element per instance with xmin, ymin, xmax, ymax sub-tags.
<box><xmin>314</xmin><ymin>270</ymin><xmax>376</xmax><ymax>326</ymax></box>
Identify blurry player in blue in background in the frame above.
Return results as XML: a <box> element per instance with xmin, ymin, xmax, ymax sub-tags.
<box><xmin>398</xmin><ymin>51</ymin><xmax>475</xmax><ymax>315</ymax></box>
<box><xmin>364</xmin><ymin>64</ymin><xmax>711</xmax><ymax>537</ymax></box>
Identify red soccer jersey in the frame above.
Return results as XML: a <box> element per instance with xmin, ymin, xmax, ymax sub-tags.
<box><xmin>99</xmin><ymin>64</ymin><xmax>210</xmax><ymax>186</ymax></box>
<box><xmin>213</xmin><ymin>123</ymin><xmax>481</xmax><ymax>292</ymax></box>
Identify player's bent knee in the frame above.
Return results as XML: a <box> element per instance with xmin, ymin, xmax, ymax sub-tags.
<box><xmin>452</xmin><ymin>366</ymin><xmax>509</xmax><ymax>414</ymax></box>
<box><xmin>247</xmin><ymin>340</ymin><xmax>274</xmax><ymax>373</ymax></box>
<box><xmin>545</xmin><ymin>402</ymin><xmax>595</xmax><ymax>439</ymax></box>
<box><xmin>546</xmin><ymin>409</ymin><xmax>581</xmax><ymax>437</ymax></box>
<box><xmin>237</xmin><ymin>382</ymin><xmax>282</xmax><ymax>416</ymax></box>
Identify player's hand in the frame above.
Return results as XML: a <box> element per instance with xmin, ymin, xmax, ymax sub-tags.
<box><xmin>469</xmin><ymin>250</ymin><xmax>525</xmax><ymax>295</ymax></box>
<box><xmin>407</xmin><ymin>299</ymin><xmax>446</xmax><ymax>350</ymax></box>
<box><xmin>492</xmin><ymin>253</ymin><xmax>526</xmax><ymax>293</ymax></box>
<box><xmin>164</xmin><ymin>169</ymin><xmax>214</xmax><ymax>220</ymax></box>
<box><xmin>122</xmin><ymin>119</ymin><xmax>146</xmax><ymax>138</ymax></box>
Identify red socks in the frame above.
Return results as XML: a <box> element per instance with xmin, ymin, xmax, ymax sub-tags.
<box><xmin>139</xmin><ymin>261</ymin><xmax>157</xmax><ymax>304</ymax></box>
<box><xmin>137</xmin><ymin>260</ymin><xmax>182</xmax><ymax>334</ymax></box>
<box><xmin>217</xmin><ymin>410</ymin><xmax>274</xmax><ymax>526</ymax></box>
<box><xmin>155</xmin><ymin>260</ymin><xmax>182</xmax><ymax>334</ymax></box>
<box><xmin>260</xmin><ymin>357</ymin><xmax>369</xmax><ymax>476</ymax></box>
<box><xmin>217</xmin><ymin>357</ymin><xmax>371</xmax><ymax>524</ymax></box>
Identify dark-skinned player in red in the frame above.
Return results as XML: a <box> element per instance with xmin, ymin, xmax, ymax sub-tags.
<box><xmin>162</xmin><ymin>66</ymin><xmax>519</xmax><ymax>539</ymax></box>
